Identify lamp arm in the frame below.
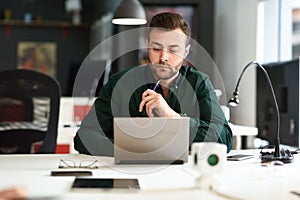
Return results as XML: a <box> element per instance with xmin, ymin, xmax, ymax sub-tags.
<box><xmin>233</xmin><ymin>61</ymin><xmax>253</xmax><ymax>94</ymax></box>
<box><xmin>253</xmin><ymin>62</ymin><xmax>280</xmax><ymax>157</ymax></box>
<box><xmin>234</xmin><ymin>61</ymin><xmax>280</xmax><ymax>157</ymax></box>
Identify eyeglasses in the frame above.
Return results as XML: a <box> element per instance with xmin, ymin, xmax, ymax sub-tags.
<box><xmin>58</xmin><ymin>159</ymin><xmax>99</xmax><ymax>169</ymax></box>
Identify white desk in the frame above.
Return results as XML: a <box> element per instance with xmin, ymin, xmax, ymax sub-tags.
<box><xmin>57</xmin><ymin>126</ymin><xmax>79</xmax><ymax>154</ymax></box>
<box><xmin>229</xmin><ymin>123</ymin><xmax>258</xmax><ymax>150</ymax></box>
<box><xmin>0</xmin><ymin>149</ymin><xmax>299</xmax><ymax>200</ymax></box>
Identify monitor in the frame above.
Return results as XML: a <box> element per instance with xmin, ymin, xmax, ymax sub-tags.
<box><xmin>256</xmin><ymin>58</ymin><xmax>300</xmax><ymax>147</ymax></box>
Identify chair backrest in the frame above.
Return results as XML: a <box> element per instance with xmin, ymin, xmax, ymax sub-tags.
<box><xmin>0</xmin><ymin>69</ymin><xmax>61</xmax><ymax>154</ymax></box>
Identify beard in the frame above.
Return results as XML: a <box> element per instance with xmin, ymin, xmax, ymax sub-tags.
<box><xmin>151</xmin><ymin>62</ymin><xmax>182</xmax><ymax>80</ymax></box>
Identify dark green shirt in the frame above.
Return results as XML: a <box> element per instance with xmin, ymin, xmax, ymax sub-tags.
<box><xmin>74</xmin><ymin>65</ymin><xmax>232</xmax><ymax>156</ymax></box>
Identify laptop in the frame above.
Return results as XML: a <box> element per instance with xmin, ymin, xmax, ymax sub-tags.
<box><xmin>113</xmin><ymin>117</ymin><xmax>189</xmax><ymax>164</ymax></box>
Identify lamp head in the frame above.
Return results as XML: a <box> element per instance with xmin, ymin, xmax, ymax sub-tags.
<box><xmin>112</xmin><ymin>0</ymin><xmax>147</xmax><ymax>25</ymax></box>
<box><xmin>228</xmin><ymin>91</ymin><xmax>239</xmax><ymax>107</ymax></box>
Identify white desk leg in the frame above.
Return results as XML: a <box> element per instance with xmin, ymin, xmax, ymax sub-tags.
<box><xmin>235</xmin><ymin>135</ymin><xmax>242</xmax><ymax>150</ymax></box>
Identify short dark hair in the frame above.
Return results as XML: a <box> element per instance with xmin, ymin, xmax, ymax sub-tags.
<box><xmin>149</xmin><ymin>12</ymin><xmax>190</xmax><ymax>45</ymax></box>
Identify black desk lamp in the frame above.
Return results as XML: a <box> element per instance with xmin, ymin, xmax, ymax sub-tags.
<box><xmin>228</xmin><ymin>61</ymin><xmax>294</xmax><ymax>163</ymax></box>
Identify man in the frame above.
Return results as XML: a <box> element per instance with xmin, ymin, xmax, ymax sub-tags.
<box><xmin>74</xmin><ymin>12</ymin><xmax>232</xmax><ymax>156</ymax></box>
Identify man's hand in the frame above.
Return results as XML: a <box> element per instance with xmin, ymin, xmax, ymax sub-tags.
<box><xmin>139</xmin><ymin>89</ymin><xmax>180</xmax><ymax>117</ymax></box>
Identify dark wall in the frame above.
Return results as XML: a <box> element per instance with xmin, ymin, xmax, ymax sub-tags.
<box><xmin>0</xmin><ymin>0</ymin><xmax>119</xmax><ymax>23</ymax></box>
<box><xmin>1</xmin><ymin>0</ymin><xmax>67</xmax><ymax>21</ymax></box>
<box><xmin>140</xmin><ymin>0</ymin><xmax>214</xmax><ymax>57</ymax></box>
<box><xmin>0</xmin><ymin>0</ymin><xmax>213</xmax><ymax>96</ymax></box>
<box><xmin>0</xmin><ymin>25</ymin><xmax>90</xmax><ymax>96</ymax></box>
<box><xmin>0</xmin><ymin>0</ymin><xmax>117</xmax><ymax>96</ymax></box>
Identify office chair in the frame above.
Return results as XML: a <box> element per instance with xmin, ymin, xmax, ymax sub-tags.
<box><xmin>0</xmin><ymin>69</ymin><xmax>61</xmax><ymax>154</ymax></box>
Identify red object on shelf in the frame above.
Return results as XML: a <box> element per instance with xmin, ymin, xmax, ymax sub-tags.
<box><xmin>73</xmin><ymin>105</ymin><xmax>92</xmax><ymax>122</ymax></box>
<box><xmin>55</xmin><ymin>144</ymin><xmax>70</xmax><ymax>154</ymax></box>
<box><xmin>31</xmin><ymin>142</ymin><xmax>70</xmax><ymax>154</ymax></box>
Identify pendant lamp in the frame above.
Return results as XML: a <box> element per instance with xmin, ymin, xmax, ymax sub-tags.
<box><xmin>112</xmin><ymin>0</ymin><xmax>147</xmax><ymax>25</ymax></box>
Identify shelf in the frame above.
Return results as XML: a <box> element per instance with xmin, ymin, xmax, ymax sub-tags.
<box><xmin>0</xmin><ymin>19</ymin><xmax>89</xmax><ymax>29</ymax></box>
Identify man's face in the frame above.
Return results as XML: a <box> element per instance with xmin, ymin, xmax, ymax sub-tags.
<box><xmin>148</xmin><ymin>28</ymin><xmax>190</xmax><ymax>81</ymax></box>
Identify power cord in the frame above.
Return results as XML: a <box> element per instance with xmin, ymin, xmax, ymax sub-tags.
<box><xmin>291</xmin><ymin>149</ymin><xmax>300</xmax><ymax>154</ymax></box>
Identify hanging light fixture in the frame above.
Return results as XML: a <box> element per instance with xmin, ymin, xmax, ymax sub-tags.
<box><xmin>112</xmin><ymin>0</ymin><xmax>147</xmax><ymax>25</ymax></box>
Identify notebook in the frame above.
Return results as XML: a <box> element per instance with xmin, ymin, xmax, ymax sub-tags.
<box><xmin>113</xmin><ymin>117</ymin><xmax>190</xmax><ymax>164</ymax></box>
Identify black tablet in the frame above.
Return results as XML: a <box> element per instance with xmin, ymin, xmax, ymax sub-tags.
<box><xmin>72</xmin><ymin>178</ymin><xmax>140</xmax><ymax>190</ymax></box>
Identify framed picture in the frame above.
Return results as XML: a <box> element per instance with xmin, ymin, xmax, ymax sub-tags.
<box><xmin>17</xmin><ymin>42</ymin><xmax>57</xmax><ymax>77</ymax></box>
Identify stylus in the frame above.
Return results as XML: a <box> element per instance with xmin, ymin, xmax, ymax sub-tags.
<box><xmin>152</xmin><ymin>80</ymin><xmax>161</xmax><ymax>91</ymax></box>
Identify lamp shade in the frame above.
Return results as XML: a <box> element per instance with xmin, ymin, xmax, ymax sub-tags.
<box><xmin>112</xmin><ymin>0</ymin><xmax>147</xmax><ymax>25</ymax></box>
<box><xmin>65</xmin><ymin>0</ymin><xmax>82</xmax><ymax>12</ymax></box>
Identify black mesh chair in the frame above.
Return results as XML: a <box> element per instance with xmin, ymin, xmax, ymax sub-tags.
<box><xmin>0</xmin><ymin>69</ymin><xmax>61</xmax><ymax>153</ymax></box>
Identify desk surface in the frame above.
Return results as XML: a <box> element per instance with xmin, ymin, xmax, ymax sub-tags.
<box><xmin>0</xmin><ymin>149</ymin><xmax>299</xmax><ymax>200</ymax></box>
